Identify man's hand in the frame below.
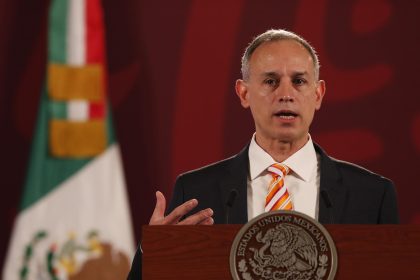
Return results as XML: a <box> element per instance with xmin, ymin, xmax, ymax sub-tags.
<box><xmin>149</xmin><ymin>191</ymin><xmax>214</xmax><ymax>225</ymax></box>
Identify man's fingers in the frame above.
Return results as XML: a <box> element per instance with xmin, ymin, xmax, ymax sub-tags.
<box><xmin>149</xmin><ymin>191</ymin><xmax>166</xmax><ymax>225</ymax></box>
<box><xmin>149</xmin><ymin>193</ymin><xmax>214</xmax><ymax>225</ymax></box>
<box><xmin>162</xmin><ymin>199</ymin><xmax>199</xmax><ymax>224</ymax></box>
<box><xmin>178</xmin><ymin>208</ymin><xmax>214</xmax><ymax>225</ymax></box>
<box><xmin>198</xmin><ymin>217</ymin><xmax>214</xmax><ymax>225</ymax></box>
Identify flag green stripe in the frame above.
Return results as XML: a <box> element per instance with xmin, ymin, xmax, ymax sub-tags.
<box><xmin>49</xmin><ymin>0</ymin><xmax>68</xmax><ymax>63</ymax></box>
<box><xmin>21</xmin><ymin>0</ymin><xmax>116</xmax><ymax>210</ymax></box>
<box><xmin>20</xmin><ymin>88</ymin><xmax>89</xmax><ymax>210</ymax></box>
<box><xmin>21</xmin><ymin>88</ymin><xmax>117</xmax><ymax>210</ymax></box>
<box><xmin>105</xmin><ymin>104</ymin><xmax>116</xmax><ymax>144</ymax></box>
<box><xmin>49</xmin><ymin>101</ymin><xmax>67</xmax><ymax>119</ymax></box>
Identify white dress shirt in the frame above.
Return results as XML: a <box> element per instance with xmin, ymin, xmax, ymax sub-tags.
<box><xmin>247</xmin><ymin>134</ymin><xmax>320</xmax><ymax>220</ymax></box>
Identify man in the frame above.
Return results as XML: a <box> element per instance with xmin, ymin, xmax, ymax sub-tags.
<box><xmin>127</xmin><ymin>29</ymin><xmax>399</xmax><ymax>279</ymax></box>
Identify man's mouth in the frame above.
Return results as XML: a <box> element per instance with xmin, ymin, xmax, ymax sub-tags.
<box><xmin>273</xmin><ymin>110</ymin><xmax>298</xmax><ymax>119</ymax></box>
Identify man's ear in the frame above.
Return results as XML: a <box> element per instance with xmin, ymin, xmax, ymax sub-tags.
<box><xmin>235</xmin><ymin>79</ymin><xmax>250</xmax><ymax>108</ymax></box>
<box><xmin>314</xmin><ymin>80</ymin><xmax>326</xmax><ymax>110</ymax></box>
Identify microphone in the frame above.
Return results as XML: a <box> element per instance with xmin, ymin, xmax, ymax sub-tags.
<box><xmin>225</xmin><ymin>189</ymin><xmax>238</xmax><ymax>224</ymax></box>
<box><xmin>321</xmin><ymin>190</ymin><xmax>334</xmax><ymax>224</ymax></box>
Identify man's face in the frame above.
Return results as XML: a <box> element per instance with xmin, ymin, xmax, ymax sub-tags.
<box><xmin>236</xmin><ymin>40</ymin><xmax>325</xmax><ymax>146</ymax></box>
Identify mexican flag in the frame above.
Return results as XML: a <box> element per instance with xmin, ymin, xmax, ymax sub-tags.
<box><xmin>3</xmin><ymin>0</ymin><xmax>135</xmax><ymax>279</ymax></box>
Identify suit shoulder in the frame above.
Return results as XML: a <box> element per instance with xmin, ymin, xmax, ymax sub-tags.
<box><xmin>315</xmin><ymin>143</ymin><xmax>393</xmax><ymax>186</ymax></box>
<box><xmin>331</xmin><ymin>157</ymin><xmax>393</xmax><ymax>185</ymax></box>
<box><xmin>177</xmin><ymin>154</ymin><xmax>237</xmax><ymax>180</ymax></box>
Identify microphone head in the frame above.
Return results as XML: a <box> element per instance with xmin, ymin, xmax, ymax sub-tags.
<box><xmin>226</xmin><ymin>189</ymin><xmax>238</xmax><ymax>208</ymax></box>
<box><xmin>321</xmin><ymin>190</ymin><xmax>333</xmax><ymax>208</ymax></box>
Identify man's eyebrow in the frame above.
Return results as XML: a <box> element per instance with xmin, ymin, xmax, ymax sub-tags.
<box><xmin>261</xmin><ymin>71</ymin><xmax>279</xmax><ymax>77</ymax></box>
<box><xmin>293</xmin><ymin>71</ymin><xmax>308</xmax><ymax>76</ymax></box>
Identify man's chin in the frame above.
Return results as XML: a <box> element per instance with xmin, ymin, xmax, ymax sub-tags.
<box><xmin>271</xmin><ymin>131</ymin><xmax>308</xmax><ymax>144</ymax></box>
<box><xmin>256</xmin><ymin>127</ymin><xmax>307</xmax><ymax>144</ymax></box>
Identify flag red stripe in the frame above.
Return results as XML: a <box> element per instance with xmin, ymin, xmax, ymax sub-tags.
<box><xmin>85</xmin><ymin>0</ymin><xmax>104</xmax><ymax>64</ymax></box>
<box><xmin>86</xmin><ymin>0</ymin><xmax>107</xmax><ymax>103</ymax></box>
<box><xmin>89</xmin><ymin>102</ymin><xmax>105</xmax><ymax>119</ymax></box>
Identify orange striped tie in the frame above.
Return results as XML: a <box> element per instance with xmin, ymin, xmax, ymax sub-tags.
<box><xmin>265</xmin><ymin>163</ymin><xmax>293</xmax><ymax>212</ymax></box>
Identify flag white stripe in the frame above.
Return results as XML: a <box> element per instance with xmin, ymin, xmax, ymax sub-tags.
<box><xmin>67</xmin><ymin>0</ymin><xmax>86</xmax><ymax>65</ymax></box>
<box><xmin>67</xmin><ymin>99</ymin><xmax>89</xmax><ymax>121</ymax></box>
<box><xmin>3</xmin><ymin>144</ymin><xmax>135</xmax><ymax>279</ymax></box>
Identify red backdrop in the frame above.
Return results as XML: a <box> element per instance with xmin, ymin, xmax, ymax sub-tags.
<box><xmin>1</xmin><ymin>0</ymin><xmax>419</xmax><ymax>270</ymax></box>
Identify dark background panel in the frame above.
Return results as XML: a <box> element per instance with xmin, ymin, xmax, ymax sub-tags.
<box><xmin>1</xmin><ymin>0</ymin><xmax>419</xmax><ymax>272</ymax></box>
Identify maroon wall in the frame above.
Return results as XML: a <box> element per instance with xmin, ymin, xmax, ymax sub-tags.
<box><xmin>1</xmin><ymin>0</ymin><xmax>419</xmax><ymax>270</ymax></box>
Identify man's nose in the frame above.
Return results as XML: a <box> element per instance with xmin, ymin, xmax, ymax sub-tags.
<box><xmin>275</xmin><ymin>81</ymin><xmax>295</xmax><ymax>102</ymax></box>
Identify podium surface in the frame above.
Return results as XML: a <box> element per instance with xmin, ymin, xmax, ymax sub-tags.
<box><xmin>142</xmin><ymin>225</ymin><xmax>420</xmax><ymax>279</ymax></box>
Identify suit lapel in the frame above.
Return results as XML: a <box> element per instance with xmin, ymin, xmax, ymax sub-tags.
<box><xmin>219</xmin><ymin>145</ymin><xmax>249</xmax><ymax>224</ymax></box>
<box><xmin>218</xmin><ymin>143</ymin><xmax>348</xmax><ymax>224</ymax></box>
<box><xmin>315</xmin><ymin>143</ymin><xmax>347</xmax><ymax>224</ymax></box>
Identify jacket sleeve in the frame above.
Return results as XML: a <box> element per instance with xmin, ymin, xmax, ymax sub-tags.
<box><xmin>126</xmin><ymin>244</ymin><xmax>142</xmax><ymax>280</ymax></box>
<box><xmin>166</xmin><ymin>175</ymin><xmax>185</xmax><ymax>215</ymax></box>
<box><xmin>379</xmin><ymin>180</ymin><xmax>399</xmax><ymax>224</ymax></box>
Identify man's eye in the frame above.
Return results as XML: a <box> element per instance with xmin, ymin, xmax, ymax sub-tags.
<box><xmin>293</xmin><ymin>78</ymin><xmax>306</xmax><ymax>85</ymax></box>
<box><xmin>264</xmin><ymin>79</ymin><xmax>278</xmax><ymax>86</ymax></box>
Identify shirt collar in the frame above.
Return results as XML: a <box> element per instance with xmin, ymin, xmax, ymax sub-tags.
<box><xmin>248</xmin><ymin>133</ymin><xmax>317</xmax><ymax>182</ymax></box>
<box><xmin>248</xmin><ymin>133</ymin><xmax>276</xmax><ymax>180</ymax></box>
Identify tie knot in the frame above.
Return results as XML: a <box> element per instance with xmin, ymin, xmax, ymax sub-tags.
<box><xmin>268</xmin><ymin>163</ymin><xmax>290</xmax><ymax>178</ymax></box>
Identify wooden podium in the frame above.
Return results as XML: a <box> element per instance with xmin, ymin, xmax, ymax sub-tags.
<box><xmin>142</xmin><ymin>225</ymin><xmax>420</xmax><ymax>279</ymax></box>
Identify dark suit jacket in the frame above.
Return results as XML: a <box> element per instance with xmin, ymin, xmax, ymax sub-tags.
<box><xmin>167</xmin><ymin>142</ymin><xmax>398</xmax><ymax>224</ymax></box>
<box><xmin>127</xmin><ymin>143</ymin><xmax>399</xmax><ymax>279</ymax></box>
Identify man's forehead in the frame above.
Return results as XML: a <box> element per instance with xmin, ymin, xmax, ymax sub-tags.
<box><xmin>262</xmin><ymin>70</ymin><xmax>309</xmax><ymax>77</ymax></box>
<box><xmin>249</xmin><ymin>40</ymin><xmax>315</xmax><ymax>75</ymax></box>
<box><xmin>253</xmin><ymin>40</ymin><xmax>313</xmax><ymax>61</ymax></box>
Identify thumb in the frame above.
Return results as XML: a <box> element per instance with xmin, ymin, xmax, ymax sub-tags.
<box><xmin>149</xmin><ymin>191</ymin><xmax>166</xmax><ymax>224</ymax></box>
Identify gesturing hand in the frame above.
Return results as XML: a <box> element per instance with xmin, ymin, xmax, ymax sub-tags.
<box><xmin>149</xmin><ymin>191</ymin><xmax>214</xmax><ymax>225</ymax></box>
